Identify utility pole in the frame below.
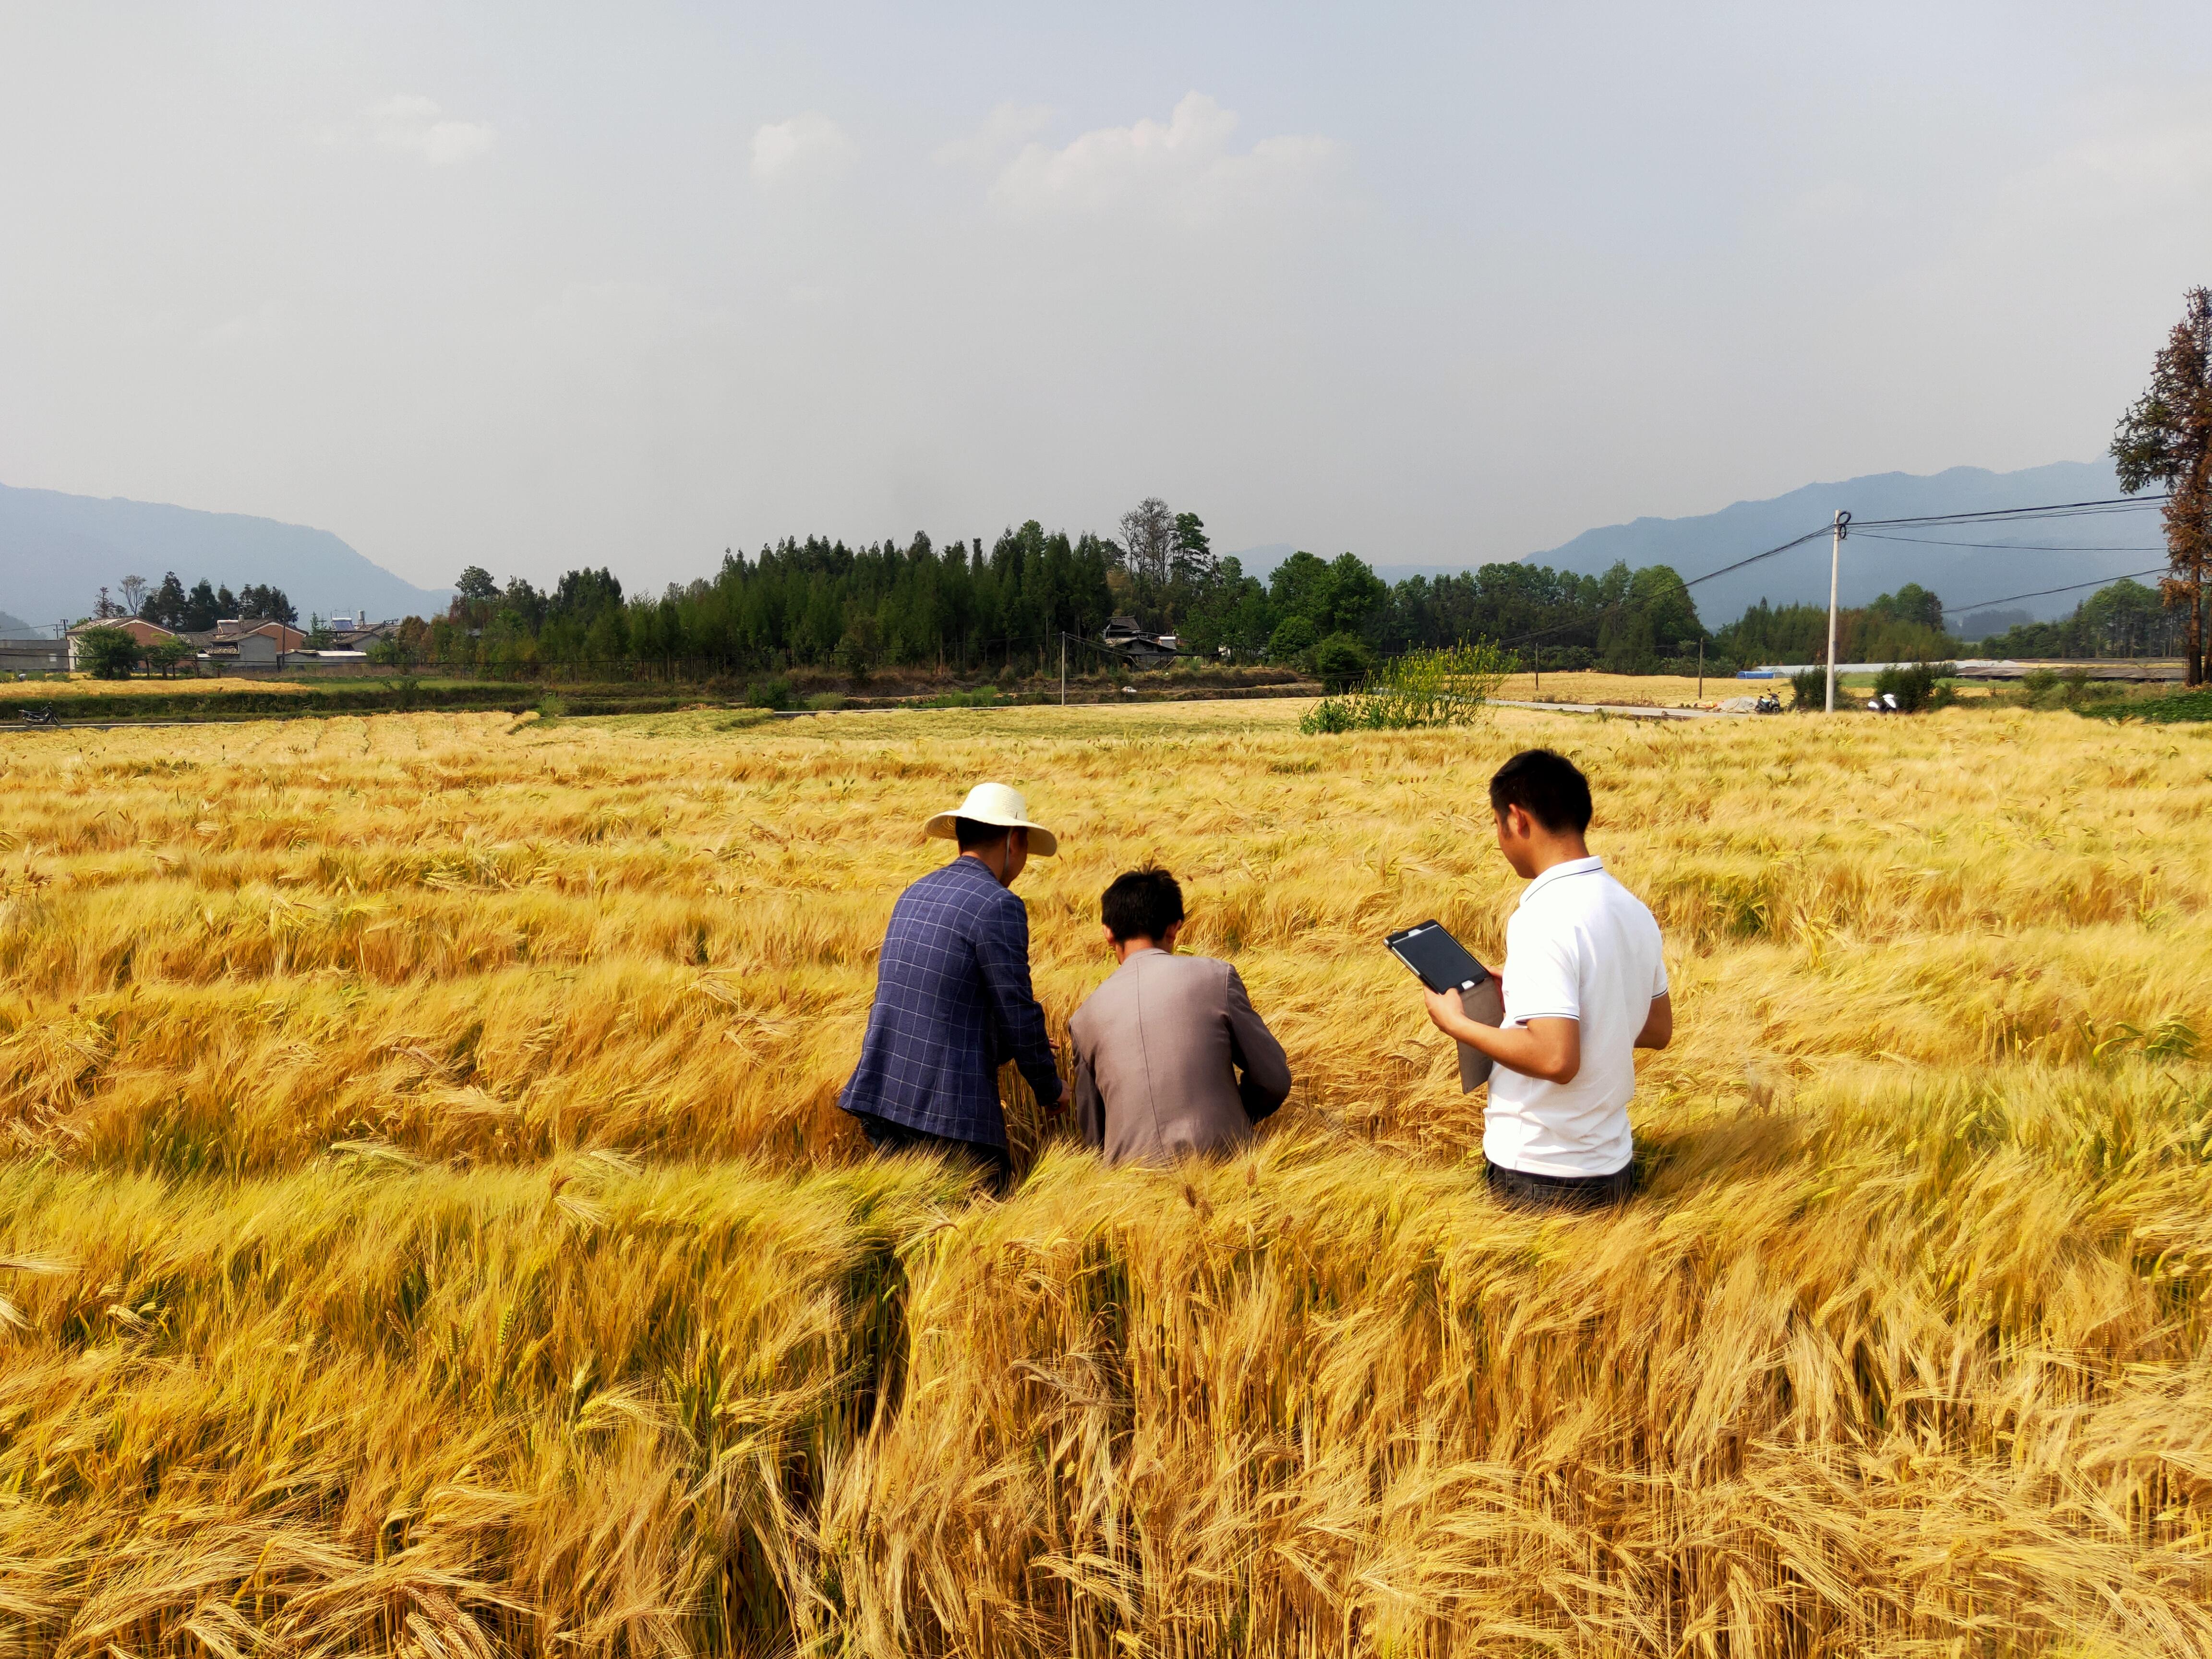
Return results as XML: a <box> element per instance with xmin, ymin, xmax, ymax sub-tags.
<box><xmin>1824</xmin><ymin>510</ymin><xmax>1851</xmax><ymax>714</ymax></box>
<box><xmin>1534</xmin><ymin>641</ymin><xmax>1540</xmax><ymax>696</ymax></box>
<box><xmin>1060</xmin><ymin>634</ymin><xmax>1066</xmax><ymax>706</ymax></box>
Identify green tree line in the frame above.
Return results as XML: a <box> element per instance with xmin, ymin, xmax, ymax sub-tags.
<box><xmin>408</xmin><ymin>511</ymin><xmax>1737</xmax><ymax>681</ymax></box>
<box><xmin>1971</xmin><ymin>578</ymin><xmax>2184</xmax><ymax>659</ymax></box>
<box><xmin>1709</xmin><ymin>584</ymin><xmax>1959</xmax><ymax>666</ymax></box>
<box><xmin>128</xmin><ymin>573</ymin><xmax>298</xmax><ymax>630</ymax></box>
<box><xmin>383</xmin><ymin>503</ymin><xmax>2166</xmax><ymax>683</ymax></box>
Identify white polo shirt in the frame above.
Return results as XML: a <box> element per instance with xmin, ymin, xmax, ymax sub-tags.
<box><xmin>1486</xmin><ymin>855</ymin><xmax>1667</xmax><ymax>1178</ymax></box>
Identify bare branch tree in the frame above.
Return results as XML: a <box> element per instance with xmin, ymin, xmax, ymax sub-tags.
<box><xmin>1118</xmin><ymin>498</ymin><xmax>1175</xmax><ymax>587</ymax></box>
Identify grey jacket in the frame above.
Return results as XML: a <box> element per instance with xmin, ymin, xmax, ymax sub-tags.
<box><xmin>1069</xmin><ymin>949</ymin><xmax>1292</xmax><ymax>1165</ymax></box>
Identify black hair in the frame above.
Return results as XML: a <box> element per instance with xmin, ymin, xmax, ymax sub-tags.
<box><xmin>1488</xmin><ymin>748</ymin><xmax>1593</xmax><ymax>834</ymax></box>
<box><xmin>954</xmin><ymin>817</ymin><xmax>1016</xmax><ymax>852</ymax></box>
<box><xmin>1100</xmin><ymin>867</ymin><xmax>1185</xmax><ymax>943</ymax></box>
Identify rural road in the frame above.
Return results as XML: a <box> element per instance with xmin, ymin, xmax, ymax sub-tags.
<box><xmin>1489</xmin><ymin>699</ymin><xmax>1752</xmax><ymax>720</ymax></box>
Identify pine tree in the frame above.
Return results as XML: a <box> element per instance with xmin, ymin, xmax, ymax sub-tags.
<box><xmin>141</xmin><ymin>571</ymin><xmax>190</xmax><ymax>627</ymax></box>
<box><xmin>184</xmin><ymin>579</ymin><xmax>221</xmax><ymax>632</ymax></box>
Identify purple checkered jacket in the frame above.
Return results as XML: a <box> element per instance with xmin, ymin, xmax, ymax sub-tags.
<box><xmin>838</xmin><ymin>854</ymin><xmax>1061</xmax><ymax>1149</ymax></box>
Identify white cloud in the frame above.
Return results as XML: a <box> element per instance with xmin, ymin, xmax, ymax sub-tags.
<box><xmin>989</xmin><ymin>92</ymin><xmax>1337</xmax><ymax>225</ymax></box>
<box><xmin>372</xmin><ymin>94</ymin><xmax>495</xmax><ymax>166</ymax></box>
<box><xmin>934</xmin><ymin>102</ymin><xmax>1054</xmax><ymax>168</ymax></box>
<box><xmin>196</xmin><ymin>302</ymin><xmax>293</xmax><ymax>352</ymax></box>
<box><xmin>750</xmin><ymin>113</ymin><xmax>854</xmax><ymax>185</ymax></box>
<box><xmin>1996</xmin><ymin>119</ymin><xmax>2212</xmax><ymax>223</ymax></box>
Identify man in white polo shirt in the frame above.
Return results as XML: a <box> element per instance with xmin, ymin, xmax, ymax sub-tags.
<box><xmin>1419</xmin><ymin>748</ymin><xmax>1671</xmax><ymax>1211</ymax></box>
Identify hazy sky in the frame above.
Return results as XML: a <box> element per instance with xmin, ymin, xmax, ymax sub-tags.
<box><xmin>3</xmin><ymin>2</ymin><xmax>2211</xmax><ymax>593</ymax></box>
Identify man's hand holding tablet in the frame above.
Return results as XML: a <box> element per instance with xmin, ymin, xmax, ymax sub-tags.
<box><xmin>1384</xmin><ymin>919</ymin><xmax>1489</xmax><ymax>995</ymax></box>
<box><xmin>1386</xmin><ymin>920</ymin><xmax>1506</xmax><ymax>1090</ymax></box>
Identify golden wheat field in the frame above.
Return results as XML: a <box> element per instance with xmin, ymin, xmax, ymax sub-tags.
<box><xmin>3</xmin><ymin>698</ymin><xmax>2211</xmax><ymax>1658</ymax></box>
<box><xmin>8</xmin><ymin>677</ymin><xmax>316</xmax><ymax>699</ymax></box>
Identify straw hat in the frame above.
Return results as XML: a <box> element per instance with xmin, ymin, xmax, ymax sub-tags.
<box><xmin>923</xmin><ymin>781</ymin><xmax>1058</xmax><ymax>856</ymax></box>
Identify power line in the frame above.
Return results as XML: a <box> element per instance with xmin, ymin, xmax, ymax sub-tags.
<box><xmin>1850</xmin><ymin>494</ymin><xmax>2168</xmax><ymax>529</ymax></box>
<box><xmin>1943</xmin><ymin>567</ymin><xmax>2173</xmax><ymax>618</ymax></box>
<box><xmin>1501</xmin><ymin>525</ymin><xmax>1833</xmax><ymax>647</ymax></box>
<box><xmin>1493</xmin><ymin>493</ymin><xmax>2190</xmax><ymax>653</ymax></box>
<box><xmin>1851</xmin><ymin>532</ymin><xmax>2166</xmax><ymax>553</ymax></box>
<box><xmin>1680</xmin><ymin>526</ymin><xmax>1836</xmax><ymax>587</ymax></box>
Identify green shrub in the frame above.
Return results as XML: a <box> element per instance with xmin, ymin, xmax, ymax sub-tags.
<box><xmin>1310</xmin><ymin>634</ymin><xmax>1374</xmax><ymax>694</ymax></box>
<box><xmin>1299</xmin><ymin>697</ymin><xmax>1358</xmax><ymax>734</ymax></box>
<box><xmin>746</xmin><ymin>677</ymin><xmax>795</xmax><ymax>711</ymax></box>
<box><xmin>1789</xmin><ymin>668</ymin><xmax>1827</xmax><ymax>710</ymax></box>
<box><xmin>76</xmin><ymin>626</ymin><xmax>143</xmax><ymax>680</ymax></box>
<box><xmin>538</xmin><ymin>692</ymin><xmax>566</xmax><ymax>721</ymax></box>
<box><xmin>1872</xmin><ymin>662</ymin><xmax>1956</xmax><ymax>714</ymax></box>
<box><xmin>143</xmin><ymin>637</ymin><xmax>200</xmax><ymax>678</ymax></box>
<box><xmin>1268</xmin><ymin>616</ymin><xmax>1319</xmax><ymax>664</ymax></box>
<box><xmin>806</xmin><ymin>692</ymin><xmax>847</xmax><ymax>711</ymax></box>
<box><xmin>1300</xmin><ymin>642</ymin><xmax>1514</xmax><ymax>734</ymax></box>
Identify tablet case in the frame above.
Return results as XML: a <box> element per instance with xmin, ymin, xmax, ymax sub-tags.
<box><xmin>1454</xmin><ymin>975</ymin><xmax>1505</xmax><ymax>1092</ymax></box>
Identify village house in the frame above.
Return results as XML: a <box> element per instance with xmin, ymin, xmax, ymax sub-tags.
<box><xmin>232</xmin><ymin>621</ymin><xmax>307</xmax><ymax>665</ymax></box>
<box><xmin>0</xmin><ymin>640</ymin><xmax>68</xmax><ymax>675</ymax></box>
<box><xmin>66</xmin><ymin>616</ymin><xmax>179</xmax><ymax>671</ymax></box>
<box><xmin>334</xmin><ymin>619</ymin><xmax>399</xmax><ymax>649</ymax></box>
<box><xmin>1101</xmin><ymin>614</ymin><xmax>1181</xmax><ymax>664</ymax></box>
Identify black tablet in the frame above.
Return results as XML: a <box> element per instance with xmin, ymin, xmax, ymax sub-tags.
<box><xmin>1385</xmin><ymin>920</ymin><xmax>1490</xmax><ymax>995</ymax></box>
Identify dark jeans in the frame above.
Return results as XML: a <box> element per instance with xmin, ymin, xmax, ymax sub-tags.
<box><xmin>1485</xmin><ymin>1157</ymin><xmax>1636</xmax><ymax>1213</ymax></box>
<box><xmin>854</xmin><ymin>1114</ymin><xmax>1013</xmax><ymax>1195</ymax></box>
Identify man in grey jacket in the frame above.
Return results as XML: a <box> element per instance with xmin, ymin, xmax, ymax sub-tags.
<box><xmin>1070</xmin><ymin>868</ymin><xmax>1292</xmax><ymax>1165</ymax></box>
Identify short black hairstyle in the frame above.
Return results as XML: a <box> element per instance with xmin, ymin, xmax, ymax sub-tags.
<box><xmin>1101</xmin><ymin>867</ymin><xmax>1185</xmax><ymax>943</ymax></box>
<box><xmin>954</xmin><ymin>816</ymin><xmax>1021</xmax><ymax>851</ymax></box>
<box><xmin>1489</xmin><ymin>748</ymin><xmax>1593</xmax><ymax>833</ymax></box>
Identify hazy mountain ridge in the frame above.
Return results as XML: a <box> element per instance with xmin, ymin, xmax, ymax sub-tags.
<box><xmin>1242</xmin><ymin>461</ymin><xmax>2155</xmax><ymax>625</ymax></box>
<box><xmin>0</xmin><ymin>482</ymin><xmax>450</xmax><ymax>628</ymax></box>
<box><xmin>1525</xmin><ymin>461</ymin><xmax>2150</xmax><ymax>624</ymax></box>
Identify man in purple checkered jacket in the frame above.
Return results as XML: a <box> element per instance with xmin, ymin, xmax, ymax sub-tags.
<box><xmin>839</xmin><ymin>781</ymin><xmax>1068</xmax><ymax>1190</ymax></box>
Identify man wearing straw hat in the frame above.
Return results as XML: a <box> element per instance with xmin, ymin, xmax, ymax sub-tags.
<box><xmin>838</xmin><ymin>781</ymin><xmax>1067</xmax><ymax>1190</ymax></box>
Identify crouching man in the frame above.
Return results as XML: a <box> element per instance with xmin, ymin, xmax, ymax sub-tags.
<box><xmin>1419</xmin><ymin>748</ymin><xmax>1672</xmax><ymax>1212</ymax></box>
<box><xmin>839</xmin><ymin>781</ymin><xmax>1067</xmax><ymax>1194</ymax></box>
<box><xmin>1070</xmin><ymin>868</ymin><xmax>1292</xmax><ymax>1165</ymax></box>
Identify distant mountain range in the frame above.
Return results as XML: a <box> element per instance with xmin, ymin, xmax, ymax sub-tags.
<box><xmin>1525</xmin><ymin>460</ymin><xmax>2157</xmax><ymax>624</ymax></box>
<box><xmin>1231</xmin><ymin>460</ymin><xmax>2163</xmax><ymax>624</ymax></box>
<box><xmin>0</xmin><ymin>482</ymin><xmax>450</xmax><ymax>631</ymax></box>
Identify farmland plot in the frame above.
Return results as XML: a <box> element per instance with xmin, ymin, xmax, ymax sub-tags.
<box><xmin>2</xmin><ymin>701</ymin><xmax>2210</xmax><ymax>1657</ymax></box>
